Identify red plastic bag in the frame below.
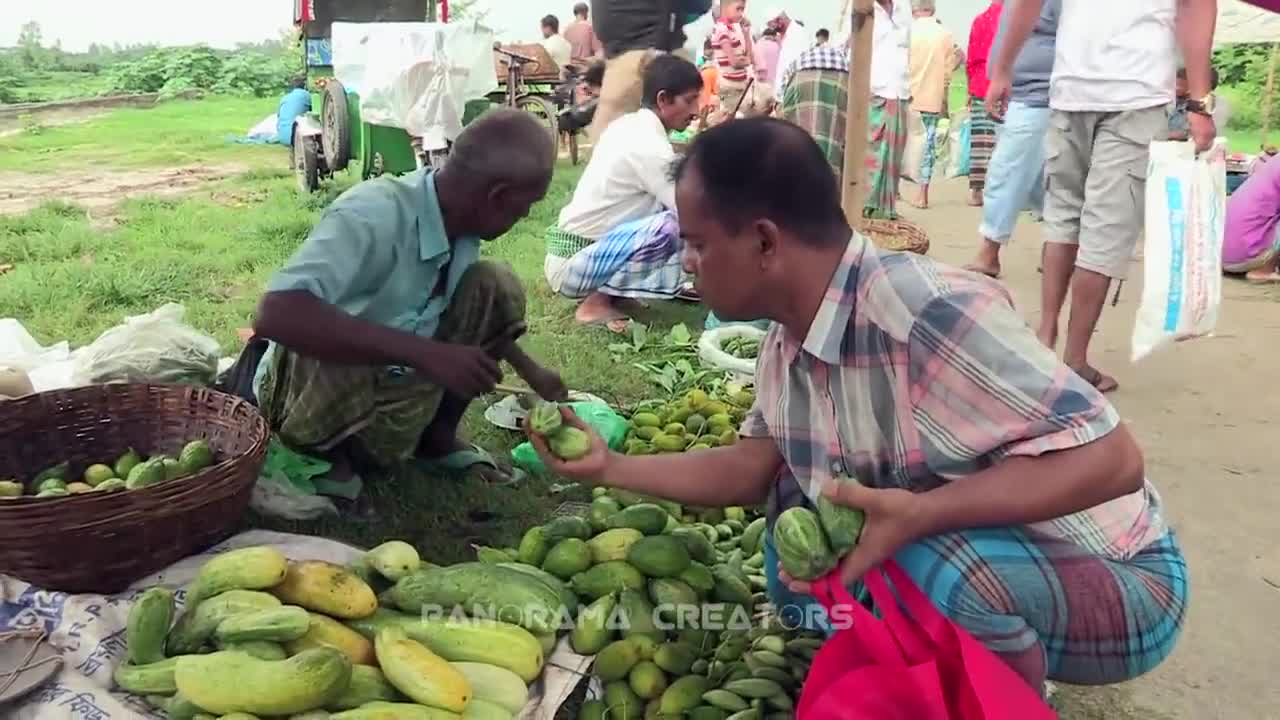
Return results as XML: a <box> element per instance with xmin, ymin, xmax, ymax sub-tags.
<box><xmin>797</xmin><ymin>560</ymin><xmax>1057</xmax><ymax>720</ymax></box>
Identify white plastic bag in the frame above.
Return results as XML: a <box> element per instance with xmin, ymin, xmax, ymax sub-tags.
<box><xmin>71</xmin><ymin>303</ymin><xmax>221</xmax><ymax>386</ymax></box>
<box><xmin>901</xmin><ymin>109</ymin><xmax>927</xmax><ymax>183</ymax></box>
<box><xmin>1132</xmin><ymin>139</ymin><xmax>1227</xmax><ymax>362</ymax></box>
<box><xmin>0</xmin><ymin>319</ymin><xmax>74</xmax><ymax>391</ymax></box>
<box><xmin>332</xmin><ymin>21</ymin><xmax>498</xmax><ymax>151</ymax></box>
<box><xmin>699</xmin><ymin>325</ymin><xmax>767</xmax><ymax>382</ymax></box>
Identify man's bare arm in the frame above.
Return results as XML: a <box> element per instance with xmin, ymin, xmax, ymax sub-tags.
<box><xmin>1176</xmin><ymin>0</ymin><xmax>1218</xmax><ymax>98</ymax></box>
<box><xmin>913</xmin><ymin>424</ymin><xmax>1145</xmax><ymax>537</ymax></box>
<box><xmin>254</xmin><ymin>290</ymin><xmax>424</xmax><ymax>366</ymax></box>
<box><xmin>989</xmin><ymin>0</ymin><xmax>1043</xmax><ymax>75</ymax></box>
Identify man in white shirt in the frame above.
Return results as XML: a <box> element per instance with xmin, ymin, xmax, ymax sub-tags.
<box><xmin>865</xmin><ymin>0</ymin><xmax>913</xmax><ymax>219</ymax></box>
<box><xmin>545</xmin><ymin>55</ymin><xmax>703</xmax><ymax>332</ymax></box>
<box><xmin>540</xmin><ymin>15</ymin><xmax>573</xmax><ymax>77</ymax></box>
<box><xmin>988</xmin><ymin>0</ymin><xmax>1217</xmax><ymax>394</ymax></box>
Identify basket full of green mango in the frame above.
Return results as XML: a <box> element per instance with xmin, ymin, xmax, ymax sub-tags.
<box><xmin>0</xmin><ymin>383</ymin><xmax>269</xmax><ymax>594</ymax></box>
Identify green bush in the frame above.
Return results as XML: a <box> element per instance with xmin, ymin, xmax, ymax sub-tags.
<box><xmin>107</xmin><ymin>46</ymin><xmax>298</xmax><ymax>98</ymax></box>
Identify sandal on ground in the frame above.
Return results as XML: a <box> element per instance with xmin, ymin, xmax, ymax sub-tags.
<box><xmin>1071</xmin><ymin>365</ymin><xmax>1118</xmax><ymax>394</ymax></box>
<box><xmin>416</xmin><ymin>444</ymin><xmax>523</xmax><ymax>486</ymax></box>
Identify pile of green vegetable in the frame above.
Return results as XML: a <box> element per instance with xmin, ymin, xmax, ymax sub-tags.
<box><xmin>115</xmin><ymin>540</ymin><xmax>550</xmax><ymax>720</ymax></box>
<box><xmin>466</xmin><ymin>488</ymin><xmax>821</xmax><ymax>720</ymax></box>
<box><xmin>719</xmin><ymin>337</ymin><xmax>761</xmax><ymax>361</ymax></box>
<box><xmin>0</xmin><ymin>440</ymin><xmax>215</xmax><ymax>499</ymax></box>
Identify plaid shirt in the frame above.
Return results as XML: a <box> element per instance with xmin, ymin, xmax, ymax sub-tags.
<box><xmin>776</xmin><ymin>46</ymin><xmax>849</xmax><ymax>97</ymax></box>
<box><xmin>743</xmin><ymin>234</ymin><xmax>1167</xmax><ymax>561</ymax></box>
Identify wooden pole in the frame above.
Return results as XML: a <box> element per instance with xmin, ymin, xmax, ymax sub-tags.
<box><xmin>1263</xmin><ymin>43</ymin><xmax>1278</xmax><ymax>148</ymax></box>
<box><xmin>840</xmin><ymin>0</ymin><xmax>875</xmax><ymax>225</ymax></box>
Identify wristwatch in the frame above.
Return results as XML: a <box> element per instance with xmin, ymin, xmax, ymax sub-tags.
<box><xmin>1186</xmin><ymin>94</ymin><xmax>1216</xmax><ymax>117</ymax></box>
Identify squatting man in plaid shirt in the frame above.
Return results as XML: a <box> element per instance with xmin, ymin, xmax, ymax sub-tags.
<box><xmin>532</xmin><ymin>118</ymin><xmax>1188</xmax><ymax>698</ymax></box>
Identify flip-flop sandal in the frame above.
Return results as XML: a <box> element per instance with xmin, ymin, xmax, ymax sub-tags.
<box><xmin>963</xmin><ymin>264</ymin><xmax>1001</xmax><ymax>279</ymax></box>
<box><xmin>1073</xmin><ymin>366</ymin><xmax>1119</xmax><ymax>394</ymax></box>
<box><xmin>674</xmin><ymin>285</ymin><xmax>701</xmax><ymax>302</ymax></box>
<box><xmin>417</xmin><ymin>445</ymin><xmax>524</xmax><ymax>486</ymax></box>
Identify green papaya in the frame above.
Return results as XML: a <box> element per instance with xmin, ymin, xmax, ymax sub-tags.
<box><xmin>606</xmin><ymin>504</ymin><xmax>671</xmax><ymax>535</ymax></box>
<box><xmin>571</xmin><ymin>561</ymin><xmax>646</xmax><ymax>600</ymax></box>
<box><xmin>627</xmin><ymin>536</ymin><xmax>692</xmax><ymax>578</ymax></box>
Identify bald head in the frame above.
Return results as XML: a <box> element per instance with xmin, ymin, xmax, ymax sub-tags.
<box><xmin>446</xmin><ymin>107</ymin><xmax>556</xmax><ymax>190</ymax></box>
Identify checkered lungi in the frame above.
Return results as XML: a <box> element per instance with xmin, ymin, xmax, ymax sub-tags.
<box><xmin>256</xmin><ymin>261</ymin><xmax>527</xmax><ymax>468</ymax></box>
<box><xmin>544</xmin><ymin>211</ymin><xmax>686</xmax><ymax>300</ymax></box>
<box><xmin>781</xmin><ymin>68</ymin><xmax>848</xmax><ymax>186</ymax></box>
<box><xmin>864</xmin><ymin>96</ymin><xmax>909</xmax><ymax>220</ymax></box>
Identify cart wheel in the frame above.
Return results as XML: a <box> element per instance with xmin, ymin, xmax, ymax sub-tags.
<box><xmin>322</xmin><ymin>79</ymin><xmax>352</xmax><ymax>172</ymax></box>
<box><xmin>295</xmin><ymin>136</ymin><xmax>320</xmax><ymax>193</ymax></box>
<box><xmin>516</xmin><ymin>95</ymin><xmax>559</xmax><ymax>140</ymax></box>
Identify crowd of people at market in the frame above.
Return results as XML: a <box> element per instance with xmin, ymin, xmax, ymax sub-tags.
<box><xmin>226</xmin><ymin>0</ymin><xmax>1280</xmax><ymax>706</ymax></box>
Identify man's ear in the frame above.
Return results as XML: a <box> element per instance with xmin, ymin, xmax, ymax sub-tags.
<box><xmin>487</xmin><ymin>182</ymin><xmax>510</xmax><ymax>208</ymax></box>
<box><xmin>755</xmin><ymin>219</ymin><xmax>781</xmax><ymax>266</ymax></box>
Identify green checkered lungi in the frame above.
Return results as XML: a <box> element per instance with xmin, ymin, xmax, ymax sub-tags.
<box><xmin>257</xmin><ymin>261</ymin><xmax>528</xmax><ymax>468</ymax></box>
<box><xmin>782</xmin><ymin>68</ymin><xmax>849</xmax><ymax>187</ymax></box>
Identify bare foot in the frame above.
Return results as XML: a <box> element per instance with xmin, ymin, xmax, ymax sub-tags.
<box><xmin>575</xmin><ymin>292</ymin><xmax>631</xmax><ymax>333</ymax></box>
<box><xmin>1245</xmin><ymin>269</ymin><xmax>1280</xmax><ymax>284</ymax></box>
<box><xmin>964</xmin><ymin>263</ymin><xmax>1000</xmax><ymax>278</ymax></box>
<box><xmin>906</xmin><ymin>195</ymin><xmax>929</xmax><ymax>209</ymax></box>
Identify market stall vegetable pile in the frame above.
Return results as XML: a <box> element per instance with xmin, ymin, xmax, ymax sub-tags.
<box><xmin>106</xmin><ymin>394</ymin><xmax>864</xmax><ymax>720</ymax></box>
<box><xmin>0</xmin><ymin>439</ymin><xmax>215</xmax><ymax>498</ymax></box>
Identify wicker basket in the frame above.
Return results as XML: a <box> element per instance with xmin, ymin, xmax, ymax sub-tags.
<box><xmin>861</xmin><ymin>217</ymin><xmax>931</xmax><ymax>255</ymax></box>
<box><xmin>0</xmin><ymin>384</ymin><xmax>269</xmax><ymax>593</ymax></box>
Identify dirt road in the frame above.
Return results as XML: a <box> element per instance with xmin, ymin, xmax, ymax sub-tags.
<box><xmin>902</xmin><ymin>178</ymin><xmax>1279</xmax><ymax>720</ymax></box>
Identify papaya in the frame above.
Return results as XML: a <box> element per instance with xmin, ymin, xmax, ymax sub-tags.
<box><xmin>374</xmin><ymin>626</ymin><xmax>472</xmax><ymax>712</ymax></box>
<box><xmin>542</xmin><ymin>538</ymin><xmax>593</xmax><ymax>580</ymax></box>
<box><xmin>571</xmin><ymin>561</ymin><xmax>646</xmax><ymax>600</ymax></box>
<box><xmin>606</xmin><ymin>505</ymin><xmax>670</xmax><ymax>536</ymax></box>
<box><xmin>587</xmin><ymin>528</ymin><xmax>644</xmax><ymax>564</ymax></box>
<box><xmin>626</xmin><ymin>536</ymin><xmax>692</xmax><ymax>578</ymax></box>
<box><xmin>287</xmin><ymin>612</ymin><xmax>377</xmax><ymax>665</ymax></box>
<box><xmin>271</xmin><ymin>561</ymin><xmax>378</xmax><ymax>619</ymax></box>
<box><xmin>570</xmin><ymin>593</ymin><xmax>617</xmax><ymax>655</ymax></box>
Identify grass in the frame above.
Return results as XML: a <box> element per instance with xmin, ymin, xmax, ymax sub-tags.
<box><xmin>0</xmin><ymin>146</ymin><xmax>703</xmax><ymax>561</ymax></box>
<box><xmin>0</xmin><ymin>96</ymin><xmax>280</xmax><ymax>171</ymax></box>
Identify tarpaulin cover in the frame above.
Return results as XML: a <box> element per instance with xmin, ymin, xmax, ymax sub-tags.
<box><xmin>331</xmin><ymin>20</ymin><xmax>498</xmax><ymax>150</ymax></box>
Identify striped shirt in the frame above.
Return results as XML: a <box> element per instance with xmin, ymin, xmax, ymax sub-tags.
<box><xmin>743</xmin><ymin>233</ymin><xmax>1167</xmax><ymax>561</ymax></box>
<box><xmin>712</xmin><ymin>20</ymin><xmax>750</xmax><ymax>83</ymax></box>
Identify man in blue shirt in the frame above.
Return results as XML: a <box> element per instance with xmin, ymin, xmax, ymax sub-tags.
<box><xmin>276</xmin><ymin>75</ymin><xmax>313</xmax><ymax>146</ymax></box>
<box><xmin>245</xmin><ymin>109</ymin><xmax>566</xmax><ymax>485</ymax></box>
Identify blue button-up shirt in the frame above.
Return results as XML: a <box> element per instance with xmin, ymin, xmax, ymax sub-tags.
<box><xmin>253</xmin><ymin>168</ymin><xmax>480</xmax><ymax>395</ymax></box>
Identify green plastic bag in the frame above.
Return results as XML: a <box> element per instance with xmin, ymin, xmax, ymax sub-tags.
<box><xmin>511</xmin><ymin>401</ymin><xmax>628</xmax><ymax>475</ymax></box>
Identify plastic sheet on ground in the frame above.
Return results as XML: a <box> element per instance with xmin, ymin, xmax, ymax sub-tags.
<box><xmin>331</xmin><ymin>20</ymin><xmax>499</xmax><ymax>151</ymax></box>
<box><xmin>1</xmin><ymin>530</ymin><xmax>592</xmax><ymax>719</ymax></box>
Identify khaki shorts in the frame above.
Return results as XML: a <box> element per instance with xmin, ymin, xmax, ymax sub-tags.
<box><xmin>1042</xmin><ymin>106</ymin><xmax>1168</xmax><ymax>280</ymax></box>
<box><xmin>714</xmin><ymin>78</ymin><xmax>775</xmax><ymax>123</ymax></box>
